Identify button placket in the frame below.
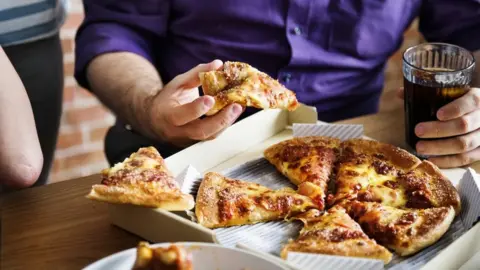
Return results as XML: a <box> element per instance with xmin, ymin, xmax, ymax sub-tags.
<box><xmin>284</xmin><ymin>73</ymin><xmax>292</xmax><ymax>83</ymax></box>
<box><xmin>293</xmin><ymin>26</ymin><xmax>302</xmax><ymax>36</ymax></box>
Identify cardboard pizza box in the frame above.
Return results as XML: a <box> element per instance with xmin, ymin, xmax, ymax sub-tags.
<box><xmin>107</xmin><ymin>104</ymin><xmax>480</xmax><ymax>270</ymax></box>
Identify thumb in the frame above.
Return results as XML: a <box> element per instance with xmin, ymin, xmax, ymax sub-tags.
<box><xmin>397</xmin><ymin>87</ymin><xmax>404</xmax><ymax>100</ymax></box>
<box><xmin>170</xmin><ymin>59</ymin><xmax>223</xmax><ymax>89</ymax></box>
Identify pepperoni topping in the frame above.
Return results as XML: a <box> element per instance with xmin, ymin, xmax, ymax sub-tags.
<box><xmin>298</xmin><ymin>228</ymin><xmax>365</xmax><ymax>242</ymax></box>
<box><xmin>383</xmin><ymin>180</ymin><xmax>398</xmax><ymax>189</ymax></box>
<box><xmin>396</xmin><ymin>212</ymin><xmax>417</xmax><ymax>225</ymax></box>
<box><xmin>372</xmin><ymin>160</ymin><xmax>394</xmax><ymax>175</ymax></box>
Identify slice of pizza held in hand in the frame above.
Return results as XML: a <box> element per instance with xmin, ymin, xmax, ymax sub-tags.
<box><xmin>86</xmin><ymin>147</ymin><xmax>195</xmax><ymax>211</ymax></box>
<box><xmin>199</xmin><ymin>61</ymin><xmax>299</xmax><ymax>116</ymax></box>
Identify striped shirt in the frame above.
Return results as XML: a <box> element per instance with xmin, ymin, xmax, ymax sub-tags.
<box><xmin>0</xmin><ymin>0</ymin><xmax>67</xmax><ymax>47</ymax></box>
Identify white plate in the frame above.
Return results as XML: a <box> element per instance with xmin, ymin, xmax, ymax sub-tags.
<box><xmin>83</xmin><ymin>242</ymin><xmax>289</xmax><ymax>270</ymax></box>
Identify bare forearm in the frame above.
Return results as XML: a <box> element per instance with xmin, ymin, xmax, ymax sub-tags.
<box><xmin>0</xmin><ymin>48</ymin><xmax>43</xmax><ymax>188</ymax></box>
<box><xmin>86</xmin><ymin>52</ymin><xmax>163</xmax><ymax>137</ymax></box>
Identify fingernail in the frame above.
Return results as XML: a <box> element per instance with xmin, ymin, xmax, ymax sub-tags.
<box><xmin>203</xmin><ymin>96</ymin><xmax>214</xmax><ymax>108</ymax></box>
<box><xmin>212</xmin><ymin>59</ymin><xmax>223</xmax><ymax>69</ymax></box>
<box><xmin>416</xmin><ymin>142</ymin><xmax>425</xmax><ymax>153</ymax></box>
<box><xmin>415</xmin><ymin>124</ymin><xmax>425</xmax><ymax>136</ymax></box>
<box><xmin>437</xmin><ymin>109</ymin><xmax>445</xmax><ymax>120</ymax></box>
<box><xmin>230</xmin><ymin>104</ymin><xmax>242</xmax><ymax>115</ymax></box>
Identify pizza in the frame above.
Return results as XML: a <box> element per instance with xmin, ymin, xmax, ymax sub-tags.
<box><xmin>132</xmin><ymin>241</ymin><xmax>192</xmax><ymax>270</ymax></box>
<box><xmin>281</xmin><ymin>206</ymin><xmax>393</xmax><ymax>264</ymax></box>
<box><xmin>104</xmin><ymin>134</ymin><xmax>461</xmax><ymax>262</ymax></box>
<box><xmin>264</xmin><ymin>136</ymin><xmax>340</xmax><ymax>210</ymax></box>
<box><xmin>329</xmin><ymin>139</ymin><xmax>461</xmax><ymax>214</ymax></box>
<box><xmin>199</xmin><ymin>61</ymin><xmax>299</xmax><ymax>116</ymax></box>
<box><xmin>195</xmin><ymin>172</ymin><xmax>317</xmax><ymax>228</ymax></box>
<box><xmin>397</xmin><ymin>160</ymin><xmax>462</xmax><ymax>214</ymax></box>
<box><xmin>86</xmin><ymin>147</ymin><xmax>195</xmax><ymax>210</ymax></box>
<box><xmin>328</xmin><ymin>138</ymin><xmax>421</xmax><ymax>208</ymax></box>
<box><xmin>346</xmin><ymin>201</ymin><xmax>456</xmax><ymax>256</ymax></box>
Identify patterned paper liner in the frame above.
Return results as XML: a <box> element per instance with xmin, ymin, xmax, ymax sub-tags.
<box><xmin>178</xmin><ymin>123</ymin><xmax>480</xmax><ymax>270</ymax></box>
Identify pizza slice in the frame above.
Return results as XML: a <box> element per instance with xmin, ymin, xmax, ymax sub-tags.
<box><xmin>329</xmin><ymin>139</ymin><xmax>421</xmax><ymax>208</ymax></box>
<box><xmin>195</xmin><ymin>172</ymin><xmax>317</xmax><ymax>228</ymax></box>
<box><xmin>199</xmin><ymin>61</ymin><xmax>299</xmax><ymax>116</ymax></box>
<box><xmin>86</xmin><ymin>147</ymin><xmax>195</xmax><ymax>211</ymax></box>
<box><xmin>347</xmin><ymin>201</ymin><xmax>455</xmax><ymax>256</ymax></box>
<box><xmin>264</xmin><ymin>136</ymin><xmax>340</xmax><ymax>210</ymax></box>
<box><xmin>397</xmin><ymin>160</ymin><xmax>461</xmax><ymax>215</ymax></box>
<box><xmin>132</xmin><ymin>241</ymin><xmax>192</xmax><ymax>270</ymax></box>
<box><xmin>280</xmin><ymin>206</ymin><xmax>393</xmax><ymax>264</ymax></box>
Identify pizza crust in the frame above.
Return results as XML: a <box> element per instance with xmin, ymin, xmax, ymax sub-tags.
<box><xmin>195</xmin><ymin>172</ymin><xmax>223</xmax><ymax>228</ymax></box>
<box><xmin>340</xmin><ymin>139</ymin><xmax>421</xmax><ymax>170</ymax></box>
<box><xmin>87</xmin><ymin>184</ymin><xmax>195</xmax><ymax>211</ymax></box>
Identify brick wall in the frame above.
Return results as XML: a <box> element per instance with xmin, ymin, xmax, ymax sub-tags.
<box><xmin>49</xmin><ymin>2</ymin><xmax>423</xmax><ymax>183</ymax></box>
<box><xmin>51</xmin><ymin>0</ymin><xmax>114</xmax><ymax>183</ymax></box>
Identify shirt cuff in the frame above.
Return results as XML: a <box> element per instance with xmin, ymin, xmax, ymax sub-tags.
<box><xmin>74</xmin><ymin>22</ymin><xmax>154</xmax><ymax>90</ymax></box>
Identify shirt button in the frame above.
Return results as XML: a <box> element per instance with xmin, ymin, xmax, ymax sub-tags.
<box><xmin>293</xmin><ymin>26</ymin><xmax>302</xmax><ymax>36</ymax></box>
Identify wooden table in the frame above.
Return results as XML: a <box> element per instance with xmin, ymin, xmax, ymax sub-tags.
<box><xmin>2</xmin><ymin>108</ymin><xmax>479</xmax><ymax>269</ymax></box>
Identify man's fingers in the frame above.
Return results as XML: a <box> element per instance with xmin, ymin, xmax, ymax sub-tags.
<box><xmin>437</xmin><ymin>88</ymin><xmax>480</xmax><ymax>121</ymax></box>
<box><xmin>171</xmin><ymin>59</ymin><xmax>223</xmax><ymax>89</ymax></box>
<box><xmin>416</xmin><ymin>129</ymin><xmax>480</xmax><ymax>156</ymax></box>
<box><xmin>206</xmin><ymin>106</ymin><xmax>246</xmax><ymax>140</ymax></box>
<box><xmin>181</xmin><ymin>103</ymin><xmax>243</xmax><ymax>141</ymax></box>
<box><xmin>415</xmin><ymin>110</ymin><xmax>480</xmax><ymax>138</ymax></box>
<box><xmin>165</xmin><ymin>95</ymin><xmax>215</xmax><ymax>126</ymax></box>
<box><xmin>428</xmin><ymin>147</ymin><xmax>480</xmax><ymax>168</ymax></box>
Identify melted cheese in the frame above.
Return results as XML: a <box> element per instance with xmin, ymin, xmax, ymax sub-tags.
<box><xmin>341</xmin><ymin>164</ymin><xmax>408</xmax><ymax>207</ymax></box>
<box><xmin>279</xmin><ymin>158</ymin><xmax>311</xmax><ymax>185</ymax></box>
<box><xmin>370</xmin><ymin>185</ymin><xmax>407</xmax><ymax>208</ymax></box>
<box><xmin>107</xmin><ymin>151</ymin><xmax>162</xmax><ymax>176</ymax></box>
<box><xmin>108</xmin><ymin>159</ymin><xmax>128</xmax><ymax>175</ymax></box>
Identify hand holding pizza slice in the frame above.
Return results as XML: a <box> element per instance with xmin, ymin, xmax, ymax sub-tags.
<box><xmin>199</xmin><ymin>61</ymin><xmax>299</xmax><ymax>115</ymax></box>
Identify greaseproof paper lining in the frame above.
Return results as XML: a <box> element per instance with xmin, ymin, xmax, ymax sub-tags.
<box><xmin>286</xmin><ymin>252</ymin><xmax>384</xmax><ymax>270</ymax></box>
<box><xmin>178</xmin><ymin>123</ymin><xmax>480</xmax><ymax>270</ymax></box>
<box><xmin>292</xmin><ymin>123</ymin><xmax>364</xmax><ymax>140</ymax></box>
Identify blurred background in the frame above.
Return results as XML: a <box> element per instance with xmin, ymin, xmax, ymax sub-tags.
<box><xmin>50</xmin><ymin>0</ymin><xmax>424</xmax><ymax>183</ymax></box>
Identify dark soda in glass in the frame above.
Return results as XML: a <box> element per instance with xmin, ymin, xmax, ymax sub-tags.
<box><xmin>403</xmin><ymin>44</ymin><xmax>475</xmax><ymax>157</ymax></box>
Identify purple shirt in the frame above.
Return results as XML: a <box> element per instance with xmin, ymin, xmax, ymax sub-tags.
<box><xmin>74</xmin><ymin>0</ymin><xmax>480</xmax><ymax>162</ymax></box>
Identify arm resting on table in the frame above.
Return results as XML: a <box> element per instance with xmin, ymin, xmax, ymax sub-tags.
<box><xmin>0</xmin><ymin>48</ymin><xmax>43</xmax><ymax>188</ymax></box>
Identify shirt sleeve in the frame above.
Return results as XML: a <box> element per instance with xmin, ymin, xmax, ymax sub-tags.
<box><xmin>418</xmin><ymin>0</ymin><xmax>480</xmax><ymax>52</ymax></box>
<box><xmin>74</xmin><ymin>0</ymin><xmax>170</xmax><ymax>89</ymax></box>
